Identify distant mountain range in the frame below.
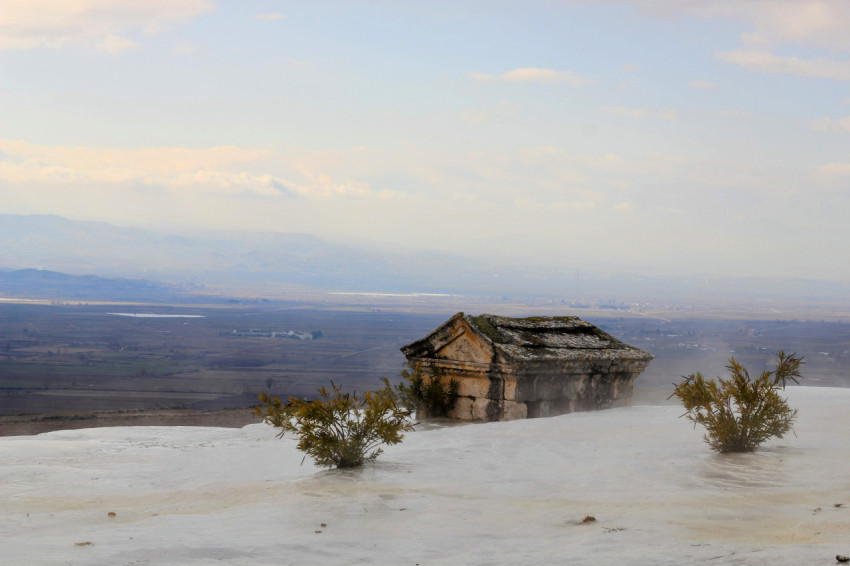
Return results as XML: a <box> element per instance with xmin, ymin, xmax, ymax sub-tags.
<box><xmin>0</xmin><ymin>268</ymin><xmax>180</xmax><ymax>302</ymax></box>
<box><xmin>2</xmin><ymin>214</ymin><xmax>849</xmax><ymax>305</ymax></box>
<box><xmin>0</xmin><ymin>214</ymin><xmax>523</xmax><ymax>297</ymax></box>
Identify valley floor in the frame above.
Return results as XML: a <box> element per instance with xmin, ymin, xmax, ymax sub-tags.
<box><xmin>0</xmin><ymin>406</ymin><xmax>259</xmax><ymax>437</ymax></box>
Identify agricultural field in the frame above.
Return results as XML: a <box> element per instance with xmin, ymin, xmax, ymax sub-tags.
<box><xmin>0</xmin><ymin>302</ymin><xmax>445</xmax><ymax>416</ymax></box>
<box><xmin>2</xmin><ymin>301</ymin><xmax>849</xmax><ymax>423</ymax></box>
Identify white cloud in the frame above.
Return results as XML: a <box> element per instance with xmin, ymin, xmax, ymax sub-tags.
<box><xmin>257</xmin><ymin>13</ymin><xmax>287</xmax><ymax>21</ymax></box>
<box><xmin>716</xmin><ymin>49</ymin><xmax>850</xmax><ymax>80</ymax></box>
<box><xmin>615</xmin><ymin>1</ymin><xmax>850</xmax><ymax>50</ymax></box>
<box><xmin>0</xmin><ymin>141</ymin><xmax>299</xmax><ymax>198</ymax></box>
<box><xmin>810</xmin><ymin>116</ymin><xmax>850</xmax><ymax>132</ymax></box>
<box><xmin>171</xmin><ymin>40</ymin><xmax>197</xmax><ymax>56</ymax></box>
<box><xmin>606</xmin><ymin>107</ymin><xmax>648</xmax><ymax>118</ymax></box>
<box><xmin>713</xmin><ymin>109</ymin><xmax>752</xmax><ymax>118</ymax></box>
<box><xmin>705</xmin><ymin>2</ymin><xmax>850</xmax><ymax>79</ymax></box>
<box><xmin>451</xmin><ymin>192</ymin><xmax>478</xmax><ymax>202</ymax></box>
<box><xmin>741</xmin><ymin>0</ymin><xmax>850</xmax><ymax>52</ymax></box>
<box><xmin>471</xmin><ymin>68</ymin><xmax>595</xmax><ymax>86</ymax></box>
<box><xmin>604</xmin><ymin>107</ymin><xmax>678</xmax><ymax>120</ymax></box>
<box><xmin>0</xmin><ymin>140</ymin><xmax>401</xmax><ymax>203</ymax></box>
<box><xmin>542</xmin><ymin>199</ymin><xmax>597</xmax><ymax>211</ymax></box>
<box><xmin>818</xmin><ymin>162</ymin><xmax>850</xmax><ymax>176</ymax></box>
<box><xmin>0</xmin><ymin>0</ymin><xmax>213</xmax><ymax>51</ymax></box>
<box><xmin>96</xmin><ymin>35</ymin><xmax>138</xmax><ymax>55</ymax></box>
<box><xmin>653</xmin><ymin>109</ymin><xmax>679</xmax><ymax>121</ymax></box>
<box><xmin>461</xmin><ymin>109</ymin><xmax>490</xmax><ymax>124</ymax></box>
<box><xmin>690</xmin><ymin>79</ymin><xmax>719</xmax><ymax>89</ymax></box>
<box><xmin>168</xmin><ymin>171</ymin><xmax>297</xmax><ymax>198</ymax></box>
<box><xmin>578</xmin><ymin>1</ymin><xmax>850</xmax><ymax>79</ymax></box>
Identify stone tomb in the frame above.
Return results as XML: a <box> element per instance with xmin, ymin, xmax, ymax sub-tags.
<box><xmin>401</xmin><ymin>313</ymin><xmax>654</xmax><ymax>421</ymax></box>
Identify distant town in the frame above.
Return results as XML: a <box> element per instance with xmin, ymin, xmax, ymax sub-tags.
<box><xmin>220</xmin><ymin>328</ymin><xmax>323</xmax><ymax>340</ymax></box>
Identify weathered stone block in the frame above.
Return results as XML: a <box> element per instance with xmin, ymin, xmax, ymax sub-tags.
<box><xmin>469</xmin><ymin>398</ymin><xmax>527</xmax><ymax>421</ymax></box>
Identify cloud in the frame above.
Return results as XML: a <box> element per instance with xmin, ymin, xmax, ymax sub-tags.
<box><xmin>96</xmin><ymin>35</ymin><xmax>138</xmax><ymax>55</ymax></box>
<box><xmin>810</xmin><ymin>116</ymin><xmax>850</xmax><ymax>132</ymax></box>
<box><xmin>471</xmin><ymin>68</ymin><xmax>595</xmax><ymax>86</ymax></box>
<box><xmin>0</xmin><ymin>140</ymin><xmax>397</xmax><ymax>203</ymax></box>
<box><xmin>0</xmin><ymin>0</ymin><xmax>213</xmax><ymax>51</ymax></box>
<box><xmin>716</xmin><ymin>49</ymin><xmax>850</xmax><ymax>80</ymax></box>
<box><xmin>690</xmin><ymin>79</ymin><xmax>719</xmax><ymax>89</ymax></box>
<box><xmin>461</xmin><ymin>109</ymin><xmax>490</xmax><ymax>124</ymax></box>
<box><xmin>171</xmin><ymin>40</ymin><xmax>197</xmax><ymax>56</ymax></box>
<box><xmin>606</xmin><ymin>107</ymin><xmax>648</xmax><ymax>118</ymax></box>
<box><xmin>0</xmin><ymin>141</ymin><xmax>299</xmax><ymax>198</ymax></box>
<box><xmin>653</xmin><ymin>109</ymin><xmax>679</xmax><ymax>121</ymax></box>
<box><xmin>818</xmin><ymin>162</ymin><xmax>850</xmax><ymax>176</ymax></box>
<box><xmin>738</xmin><ymin>1</ymin><xmax>850</xmax><ymax>52</ymax></box>
<box><xmin>615</xmin><ymin>1</ymin><xmax>850</xmax><ymax>51</ymax></box>
<box><xmin>604</xmin><ymin>107</ymin><xmax>679</xmax><ymax>120</ymax></box>
<box><xmin>257</xmin><ymin>13</ymin><xmax>287</xmax><ymax>21</ymax></box>
<box><xmin>714</xmin><ymin>109</ymin><xmax>752</xmax><ymax>118</ymax></box>
<box><xmin>168</xmin><ymin>171</ymin><xmax>299</xmax><ymax>198</ymax></box>
<box><xmin>578</xmin><ymin>1</ymin><xmax>850</xmax><ymax>79</ymax></box>
<box><xmin>703</xmin><ymin>2</ymin><xmax>850</xmax><ymax>79</ymax></box>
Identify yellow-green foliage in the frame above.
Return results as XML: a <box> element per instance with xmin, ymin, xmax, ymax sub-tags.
<box><xmin>255</xmin><ymin>383</ymin><xmax>413</xmax><ymax>469</ymax></box>
<box><xmin>671</xmin><ymin>351</ymin><xmax>803</xmax><ymax>453</ymax></box>
<box><xmin>387</xmin><ymin>362</ymin><xmax>459</xmax><ymax>418</ymax></box>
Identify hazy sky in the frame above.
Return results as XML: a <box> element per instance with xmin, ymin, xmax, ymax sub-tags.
<box><xmin>2</xmin><ymin>1</ymin><xmax>850</xmax><ymax>279</ymax></box>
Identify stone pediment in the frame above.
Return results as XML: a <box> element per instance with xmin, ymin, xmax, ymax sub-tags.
<box><xmin>400</xmin><ymin>312</ymin><xmax>495</xmax><ymax>364</ymax></box>
<box><xmin>434</xmin><ymin>329</ymin><xmax>493</xmax><ymax>364</ymax></box>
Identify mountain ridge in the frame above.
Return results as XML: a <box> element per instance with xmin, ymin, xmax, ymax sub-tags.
<box><xmin>3</xmin><ymin>213</ymin><xmax>850</xmax><ymax>305</ymax></box>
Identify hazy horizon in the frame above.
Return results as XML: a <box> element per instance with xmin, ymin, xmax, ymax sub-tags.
<box><xmin>5</xmin><ymin>212</ymin><xmax>850</xmax><ymax>311</ymax></box>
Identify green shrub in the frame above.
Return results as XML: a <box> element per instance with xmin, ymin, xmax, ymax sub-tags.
<box><xmin>671</xmin><ymin>351</ymin><xmax>804</xmax><ymax>453</ymax></box>
<box><xmin>384</xmin><ymin>362</ymin><xmax>459</xmax><ymax>418</ymax></box>
<box><xmin>255</xmin><ymin>383</ymin><xmax>413</xmax><ymax>469</ymax></box>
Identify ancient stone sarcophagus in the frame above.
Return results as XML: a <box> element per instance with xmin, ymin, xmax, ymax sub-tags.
<box><xmin>401</xmin><ymin>312</ymin><xmax>654</xmax><ymax>421</ymax></box>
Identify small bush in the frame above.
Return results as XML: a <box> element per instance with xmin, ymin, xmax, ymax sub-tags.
<box><xmin>255</xmin><ymin>383</ymin><xmax>413</xmax><ymax>469</ymax></box>
<box><xmin>384</xmin><ymin>362</ymin><xmax>459</xmax><ymax>418</ymax></box>
<box><xmin>671</xmin><ymin>351</ymin><xmax>803</xmax><ymax>453</ymax></box>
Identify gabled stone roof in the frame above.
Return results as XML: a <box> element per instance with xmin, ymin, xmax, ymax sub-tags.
<box><xmin>402</xmin><ymin>312</ymin><xmax>654</xmax><ymax>363</ymax></box>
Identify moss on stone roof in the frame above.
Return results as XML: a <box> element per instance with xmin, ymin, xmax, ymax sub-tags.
<box><xmin>468</xmin><ymin>315</ymin><xmax>506</xmax><ymax>344</ymax></box>
<box><xmin>465</xmin><ymin>313</ymin><xmax>653</xmax><ymax>360</ymax></box>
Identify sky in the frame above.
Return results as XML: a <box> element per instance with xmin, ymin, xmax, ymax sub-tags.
<box><xmin>2</xmin><ymin>1</ymin><xmax>850</xmax><ymax>280</ymax></box>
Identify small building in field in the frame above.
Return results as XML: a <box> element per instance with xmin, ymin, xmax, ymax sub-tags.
<box><xmin>400</xmin><ymin>312</ymin><xmax>654</xmax><ymax>421</ymax></box>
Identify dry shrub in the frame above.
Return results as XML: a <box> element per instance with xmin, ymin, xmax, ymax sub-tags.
<box><xmin>386</xmin><ymin>362</ymin><xmax>459</xmax><ymax>418</ymax></box>
<box><xmin>256</xmin><ymin>383</ymin><xmax>413</xmax><ymax>469</ymax></box>
<box><xmin>671</xmin><ymin>351</ymin><xmax>803</xmax><ymax>453</ymax></box>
